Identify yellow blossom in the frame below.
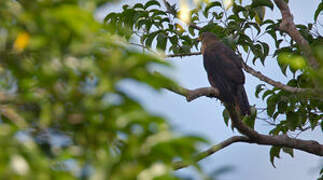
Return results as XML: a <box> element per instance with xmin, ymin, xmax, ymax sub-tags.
<box><xmin>13</xmin><ymin>32</ymin><xmax>30</xmax><ymax>52</ymax></box>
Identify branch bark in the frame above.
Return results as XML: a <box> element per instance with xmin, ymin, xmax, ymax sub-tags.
<box><xmin>241</xmin><ymin>62</ymin><xmax>320</xmax><ymax>94</ymax></box>
<box><xmin>166</xmin><ymin>85</ymin><xmax>323</xmax><ymax>160</ymax></box>
<box><xmin>166</xmin><ymin>52</ymin><xmax>321</xmax><ymax>96</ymax></box>
<box><xmin>273</xmin><ymin>0</ymin><xmax>320</xmax><ymax>69</ymax></box>
<box><xmin>173</xmin><ymin>136</ymin><xmax>252</xmax><ymax>170</ymax></box>
<box><xmin>164</xmin><ymin>83</ymin><xmax>219</xmax><ymax>102</ymax></box>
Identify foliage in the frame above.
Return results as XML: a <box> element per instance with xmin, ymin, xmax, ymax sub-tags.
<box><xmin>0</xmin><ymin>0</ymin><xmax>208</xmax><ymax>179</ymax></box>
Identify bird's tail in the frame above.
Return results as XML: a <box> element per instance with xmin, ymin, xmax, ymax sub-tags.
<box><xmin>235</xmin><ymin>85</ymin><xmax>250</xmax><ymax>116</ymax></box>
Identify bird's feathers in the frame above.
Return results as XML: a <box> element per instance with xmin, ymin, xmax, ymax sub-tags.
<box><xmin>201</xmin><ymin>32</ymin><xmax>250</xmax><ymax>115</ymax></box>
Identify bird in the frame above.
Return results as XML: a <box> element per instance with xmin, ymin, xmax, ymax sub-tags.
<box><xmin>199</xmin><ymin>32</ymin><xmax>250</xmax><ymax>116</ymax></box>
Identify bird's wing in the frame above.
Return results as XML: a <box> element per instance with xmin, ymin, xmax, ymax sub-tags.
<box><xmin>203</xmin><ymin>43</ymin><xmax>245</xmax><ymax>85</ymax></box>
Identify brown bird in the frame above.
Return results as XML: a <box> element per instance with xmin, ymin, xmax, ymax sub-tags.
<box><xmin>199</xmin><ymin>32</ymin><xmax>250</xmax><ymax>116</ymax></box>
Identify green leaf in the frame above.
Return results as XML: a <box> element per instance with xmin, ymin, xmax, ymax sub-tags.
<box><xmin>277</xmin><ymin>101</ymin><xmax>287</xmax><ymax>113</ymax></box>
<box><xmin>145</xmin><ymin>31</ymin><xmax>159</xmax><ymax>48</ymax></box>
<box><xmin>286</xmin><ymin>111</ymin><xmax>299</xmax><ymax>130</ymax></box>
<box><xmin>251</xmin><ymin>43</ymin><xmax>264</xmax><ymax>65</ymax></box>
<box><xmin>250</xmin><ymin>106</ymin><xmax>257</xmax><ymax>120</ymax></box>
<box><xmin>122</xmin><ymin>4</ymin><xmax>130</xmax><ymax>10</ymax></box>
<box><xmin>156</xmin><ymin>32</ymin><xmax>168</xmax><ymax>51</ymax></box>
<box><xmin>233</xmin><ymin>4</ymin><xmax>247</xmax><ymax>14</ymax></box>
<box><xmin>204</xmin><ymin>2</ymin><xmax>222</xmax><ymax>18</ymax></box>
<box><xmin>269</xmin><ymin>126</ymin><xmax>282</xmax><ymax>135</ymax></box>
<box><xmin>169</xmin><ymin>35</ymin><xmax>178</xmax><ymax>45</ymax></box>
<box><xmin>188</xmin><ymin>26</ymin><xmax>195</xmax><ymax>36</ymax></box>
<box><xmin>223</xmin><ymin>109</ymin><xmax>230</xmax><ymax>126</ymax></box>
<box><xmin>133</xmin><ymin>3</ymin><xmax>144</xmax><ymax>10</ymax></box>
<box><xmin>262</xmin><ymin>90</ymin><xmax>273</xmax><ymax>100</ymax></box>
<box><xmin>150</xmin><ymin>9</ymin><xmax>168</xmax><ymax>17</ymax></box>
<box><xmin>255</xmin><ymin>84</ymin><xmax>265</xmax><ymax>98</ymax></box>
<box><xmin>247</xmin><ymin>22</ymin><xmax>261</xmax><ymax>35</ymax></box>
<box><xmin>269</xmin><ymin>146</ymin><xmax>281</xmax><ymax>168</ymax></box>
<box><xmin>144</xmin><ymin>0</ymin><xmax>161</xmax><ymax>10</ymax></box>
<box><xmin>242</xmin><ymin>115</ymin><xmax>255</xmax><ymax>129</ymax></box>
<box><xmin>251</xmin><ymin>0</ymin><xmax>274</xmax><ymax>10</ymax></box>
<box><xmin>278</xmin><ymin>52</ymin><xmax>307</xmax><ymax>71</ymax></box>
<box><xmin>104</xmin><ymin>12</ymin><xmax>118</xmax><ymax>23</ymax></box>
<box><xmin>266</xmin><ymin>95</ymin><xmax>278</xmax><ymax>117</ymax></box>
<box><xmin>278</xmin><ymin>61</ymin><xmax>288</xmax><ymax>76</ymax></box>
<box><xmin>272</xmin><ymin>111</ymin><xmax>280</xmax><ymax>120</ymax></box>
<box><xmin>262</xmin><ymin>42</ymin><xmax>269</xmax><ymax>58</ymax></box>
<box><xmin>282</xmin><ymin>147</ymin><xmax>294</xmax><ymax>158</ymax></box>
<box><xmin>314</xmin><ymin>2</ymin><xmax>323</xmax><ymax>21</ymax></box>
<box><xmin>255</xmin><ymin>6</ymin><xmax>266</xmax><ymax>24</ymax></box>
<box><xmin>309</xmin><ymin>113</ymin><xmax>319</xmax><ymax>130</ymax></box>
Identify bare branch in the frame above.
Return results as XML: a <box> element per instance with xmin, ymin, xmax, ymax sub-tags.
<box><xmin>189</xmin><ymin>23</ymin><xmax>201</xmax><ymax>30</ymax></box>
<box><xmin>163</xmin><ymin>82</ymin><xmax>219</xmax><ymax>102</ymax></box>
<box><xmin>166</xmin><ymin>52</ymin><xmax>201</xmax><ymax>58</ymax></box>
<box><xmin>166</xmin><ymin>52</ymin><xmax>321</xmax><ymax>96</ymax></box>
<box><xmin>225</xmin><ymin>104</ymin><xmax>323</xmax><ymax>156</ymax></box>
<box><xmin>173</xmin><ymin>136</ymin><xmax>252</xmax><ymax>170</ymax></box>
<box><xmin>273</xmin><ymin>0</ymin><xmax>320</xmax><ymax>69</ymax></box>
<box><xmin>165</xmin><ymin>85</ymin><xmax>323</xmax><ymax>158</ymax></box>
<box><xmin>241</xmin><ymin>62</ymin><xmax>320</xmax><ymax>95</ymax></box>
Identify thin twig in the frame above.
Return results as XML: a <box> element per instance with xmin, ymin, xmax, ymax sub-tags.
<box><xmin>165</xmin><ymin>52</ymin><xmax>321</xmax><ymax>96</ymax></box>
<box><xmin>173</xmin><ymin>136</ymin><xmax>252</xmax><ymax>170</ymax></box>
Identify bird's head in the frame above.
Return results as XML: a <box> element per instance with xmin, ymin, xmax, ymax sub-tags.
<box><xmin>198</xmin><ymin>32</ymin><xmax>219</xmax><ymax>52</ymax></box>
<box><xmin>199</xmin><ymin>31</ymin><xmax>218</xmax><ymax>39</ymax></box>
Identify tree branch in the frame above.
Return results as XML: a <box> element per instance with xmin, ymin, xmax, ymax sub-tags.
<box><xmin>167</xmin><ymin>52</ymin><xmax>201</xmax><ymax>58</ymax></box>
<box><xmin>173</xmin><ymin>136</ymin><xmax>252</xmax><ymax>170</ymax></box>
<box><xmin>164</xmin><ymin>82</ymin><xmax>219</xmax><ymax>102</ymax></box>
<box><xmin>273</xmin><ymin>0</ymin><xmax>320</xmax><ymax>69</ymax></box>
<box><xmin>241</xmin><ymin>62</ymin><xmax>320</xmax><ymax>95</ymax></box>
<box><xmin>166</xmin><ymin>52</ymin><xmax>321</xmax><ymax>96</ymax></box>
<box><xmin>189</xmin><ymin>23</ymin><xmax>201</xmax><ymax>30</ymax></box>
<box><xmin>166</xmin><ymin>85</ymin><xmax>323</xmax><ymax>159</ymax></box>
<box><xmin>225</xmin><ymin>104</ymin><xmax>323</xmax><ymax>156</ymax></box>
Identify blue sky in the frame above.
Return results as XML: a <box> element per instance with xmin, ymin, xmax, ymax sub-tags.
<box><xmin>100</xmin><ymin>1</ymin><xmax>322</xmax><ymax>179</ymax></box>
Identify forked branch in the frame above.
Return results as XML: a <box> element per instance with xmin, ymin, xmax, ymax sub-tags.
<box><xmin>173</xmin><ymin>136</ymin><xmax>252</xmax><ymax>170</ymax></box>
<box><xmin>167</xmin><ymin>85</ymin><xmax>323</xmax><ymax>170</ymax></box>
<box><xmin>273</xmin><ymin>0</ymin><xmax>320</xmax><ymax>69</ymax></box>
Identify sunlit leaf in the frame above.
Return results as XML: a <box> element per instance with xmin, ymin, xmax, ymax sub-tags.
<box><xmin>270</xmin><ymin>146</ymin><xmax>281</xmax><ymax>168</ymax></box>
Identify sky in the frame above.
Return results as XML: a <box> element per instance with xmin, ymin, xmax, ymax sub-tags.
<box><xmin>99</xmin><ymin>1</ymin><xmax>322</xmax><ymax>179</ymax></box>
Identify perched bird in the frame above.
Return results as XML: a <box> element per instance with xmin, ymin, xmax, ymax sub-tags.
<box><xmin>199</xmin><ymin>32</ymin><xmax>250</xmax><ymax>116</ymax></box>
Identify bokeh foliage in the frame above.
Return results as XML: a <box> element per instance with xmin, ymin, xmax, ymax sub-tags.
<box><xmin>0</xmin><ymin>0</ymin><xmax>208</xmax><ymax>179</ymax></box>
